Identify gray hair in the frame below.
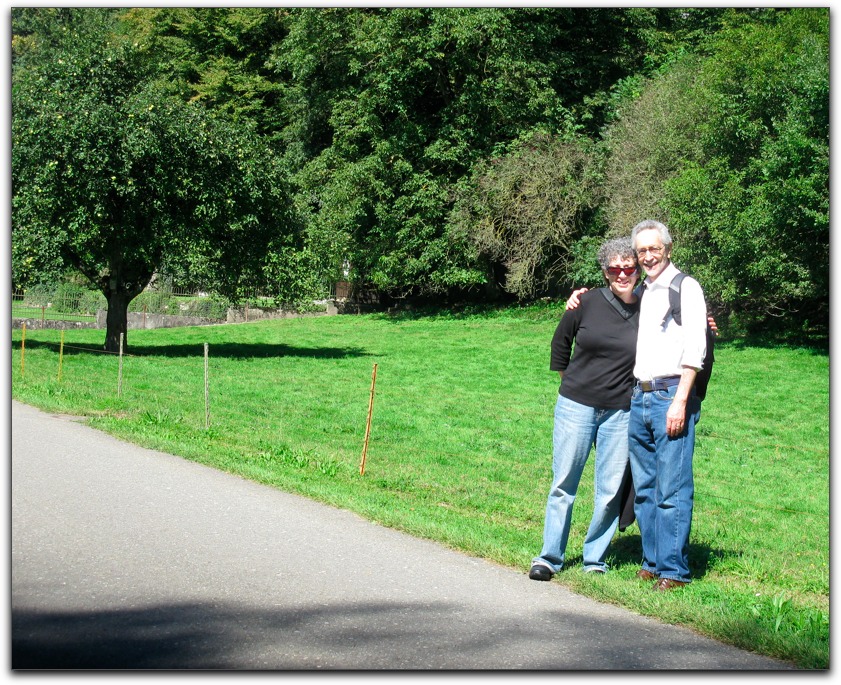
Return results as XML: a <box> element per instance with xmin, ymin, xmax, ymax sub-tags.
<box><xmin>597</xmin><ymin>236</ymin><xmax>637</xmax><ymax>271</ymax></box>
<box><xmin>631</xmin><ymin>219</ymin><xmax>672</xmax><ymax>248</ymax></box>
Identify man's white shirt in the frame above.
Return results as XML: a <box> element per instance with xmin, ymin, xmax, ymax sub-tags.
<box><xmin>634</xmin><ymin>262</ymin><xmax>707</xmax><ymax>382</ymax></box>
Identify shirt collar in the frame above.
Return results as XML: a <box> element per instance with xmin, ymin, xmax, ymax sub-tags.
<box><xmin>644</xmin><ymin>261</ymin><xmax>679</xmax><ymax>290</ymax></box>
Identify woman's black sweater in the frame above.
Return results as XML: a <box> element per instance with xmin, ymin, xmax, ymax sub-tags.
<box><xmin>550</xmin><ymin>288</ymin><xmax>640</xmax><ymax>410</ymax></box>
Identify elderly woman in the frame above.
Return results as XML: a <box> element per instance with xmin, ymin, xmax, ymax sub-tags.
<box><xmin>529</xmin><ymin>236</ymin><xmax>640</xmax><ymax>580</ymax></box>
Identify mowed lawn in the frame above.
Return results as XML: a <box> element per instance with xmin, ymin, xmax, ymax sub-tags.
<box><xmin>11</xmin><ymin>307</ymin><xmax>829</xmax><ymax>668</ymax></box>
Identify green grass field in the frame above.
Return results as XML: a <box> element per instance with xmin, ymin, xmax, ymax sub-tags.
<box><xmin>11</xmin><ymin>306</ymin><xmax>829</xmax><ymax>668</ymax></box>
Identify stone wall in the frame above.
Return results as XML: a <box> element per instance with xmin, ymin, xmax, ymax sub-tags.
<box><xmin>11</xmin><ymin>318</ymin><xmax>98</xmax><ymax>331</ymax></box>
<box><xmin>224</xmin><ymin>305</ymin><xmax>334</xmax><ymax>324</ymax></box>
<box><xmin>13</xmin><ymin>302</ymin><xmax>339</xmax><ymax>331</ymax></box>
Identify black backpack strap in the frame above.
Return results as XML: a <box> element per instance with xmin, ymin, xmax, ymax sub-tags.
<box><xmin>662</xmin><ymin>272</ymin><xmax>686</xmax><ymax>328</ymax></box>
<box><xmin>600</xmin><ymin>287</ymin><xmax>634</xmax><ymax>321</ymax></box>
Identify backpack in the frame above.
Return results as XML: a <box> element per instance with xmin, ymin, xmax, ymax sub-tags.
<box><xmin>662</xmin><ymin>272</ymin><xmax>715</xmax><ymax>401</ymax></box>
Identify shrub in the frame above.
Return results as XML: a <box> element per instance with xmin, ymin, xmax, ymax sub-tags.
<box><xmin>53</xmin><ymin>282</ymin><xmax>85</xmax><ymax>314</ymax></box>
<box><xmin>129</xmin><ymin>290</ymin><xmax>178</xmax><ymax>315</ymax></box>
<box><xmin>179</xmin><ymin>296</ymin><xmax>230</xmax><ymax>320</ymax></box>
<box><xmin>451</xmin><ymin>133</ymin><xmax>601</xmax><ymax>300</ymax></box>
<box><xmin>23</xmin><ymin>284</ymin><xmax>54</xmax><ymax>307</ymax></box>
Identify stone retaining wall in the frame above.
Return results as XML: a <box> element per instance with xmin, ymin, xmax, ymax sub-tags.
<box><xmin>11</xmin><ymin>318</ymin><xmax>98</xmax><ymax>331</ymax></box>
<box><xmin>13</xmin><ymin>301</ymin><xmax>340</xmax><ymax>331</ymax></box>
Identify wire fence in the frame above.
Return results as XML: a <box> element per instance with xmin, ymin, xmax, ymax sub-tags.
<box><xmin>11</xmin><ymin>286</ymin><xmax>238</xmax><ymax>323</ymax></box>
<box><xmin>11</xmin><ymin>325</ymin><xmax>827</xmax><ymax>521</ymax></box>
<box><xmin>10</xmin><ymin>284</ymin><xmax>322</xmax><ymax>328</ymax></box>
<box><xmin>12</xmin><ymin>288</ymin><xmax>101</xmax><ymax>323</ymax></box>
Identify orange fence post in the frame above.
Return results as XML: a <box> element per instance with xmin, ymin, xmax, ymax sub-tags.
<box><xmin>359</xmin><ymin>363</ymin><xmax>378</xmax><ymax>476</ymax></box>
<box><xmin>58</xmin><ymin>330</ymin><xmax>65</xmax><ymax>382</ymax></box>
<box><xmin>20</xmin><ymin>323</ymin><xmax>26</xmax><ymax>378</ymax></box>
<box><xmin>204</xmin><ymin>343</ymin><xmax>210</xmax><ymax>429</ymax></box>
<box><xmin>117</xmin><ymin>333</ymin><xmax>124</xmax><ymax>397</ymax></box>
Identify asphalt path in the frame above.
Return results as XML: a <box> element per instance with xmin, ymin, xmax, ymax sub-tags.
<box><xmin>11</xmin><ymin>400</ymin><xmax>792</xmax><ymax>670</ymax></box>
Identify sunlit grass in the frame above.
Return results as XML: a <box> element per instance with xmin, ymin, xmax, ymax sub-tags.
<box><xmin>11</xmin><ymin>308</ymin><xmax>829</xmax><ymax>668</ymax></box>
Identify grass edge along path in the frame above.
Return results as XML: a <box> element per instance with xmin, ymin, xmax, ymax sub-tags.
<box><xmin>10</xmin><ymin>310</ymin><xmax>829</xmax><ymax>669</ymax></box>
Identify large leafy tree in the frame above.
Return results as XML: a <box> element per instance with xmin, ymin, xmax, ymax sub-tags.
<box><xmin>598</xmin><ymin>9</ymin><xmax>828</xmax><ymax>336</ymax></box>
<box><xmin>598</xmin><ymin>57</ymin><xmax>706</xmax><ymax>234</ymax></box>
<box><xmin>119</xmin><ymin>7</ymin><xmax>287</xmax><ymax>138</ymax></box>
<box><xmin>117</xmin><ymin>7</ymin><xmax>331</xmax><ymax>299</ymax></box>
<box><xmin>273</xmin><ymin>7</ymin><xmax>662</xmax><ymax>297</ymax></box>
<box><xmin>450</xmin><ymin>134</ymin><xmax>601</xmax><ymax>299</ymax></box>
<box><xmin>664</xmin><ymin>9</ymin><xmax>829</xmax><ymax>333</ymax></box>
<box><xmin>12</xmin><ymin>9</ymin><xmax>300</xmax><ymax>351</ymax></box>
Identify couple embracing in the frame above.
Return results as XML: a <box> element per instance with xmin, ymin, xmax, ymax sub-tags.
<box><xmin>530</xmin><ymin>219</ymin><xmax>709</xmax><ymax>591</ymax></box>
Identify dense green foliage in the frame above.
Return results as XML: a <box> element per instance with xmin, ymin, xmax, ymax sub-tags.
<box><xmin>12</xmin><ymin>7</ymin><xmax>829</xmax><ymax>338</ymax></box>
<box><xmin>450</xmin><ymin>133</ymin><xmax>603</xmax><ymax>298</ymax></box>
<box><xmin>12</xmin><ymin>8</ymin><xmax>301</xmax><ymax>350</ymax></box>
<box><xmin>11</xmin><ymin>314</ymin><xmax>829</xmax><ymax>667</ymax></box>
<box><xmin>664</xmin><ymin>9</ymin><xmax>829</xmax><ymax>335</ymax></box>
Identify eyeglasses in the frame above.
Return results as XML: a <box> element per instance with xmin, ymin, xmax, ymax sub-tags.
<box><xmin>606</xmin><ymin>266</ymin><xmax>638</xmax><ymax>277</ymax></box>
<box><xmin>636</xmin><ymin>246</ymin><xmax>664</xmax><ymax>257</ymax></box>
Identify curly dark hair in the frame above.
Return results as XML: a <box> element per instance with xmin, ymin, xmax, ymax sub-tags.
<box><xmin>597</xmin><ymin>237</ymin><xmax>637</xmax><ymax>271</ymax></box>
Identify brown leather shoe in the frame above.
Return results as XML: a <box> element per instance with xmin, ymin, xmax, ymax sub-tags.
<box><xmin>653</xmin><ymin>578</ymin><xmax>689</xmax><ymax>591</ymax></box>
<box><xmin>636</xmin><ymin>569</ymin><xmax>657</xmax><ymax>581</ymax></box>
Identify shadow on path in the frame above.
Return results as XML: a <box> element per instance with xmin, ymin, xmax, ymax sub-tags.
<box><xmin>12</xmin><ymin>598</ymin><xmax>784</xmax><ymax>670</ymax></box>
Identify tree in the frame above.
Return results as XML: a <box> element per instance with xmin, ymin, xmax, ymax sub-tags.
<box><xmin>119</xmin><ymin>7</ymin><xmax>288</xmax><ymax>140</ymax></box>
<box><xmin>598</xmin><ymin>8</ymin><xmax>828</xmax><ymax>336</ymax></box>
<box><xmin>663</xmin><ymin>8</ymin><xmax>829</xmax><ymax>334</ymax></box>
<box><xmin>12</xmin><ymin>11</ymin><xmax>300</xmax><ymax>351</ymax></box>
<box><xmin>450</xmin><ymin>134</ymin><xmax>601</xmax><ymax>299</ymax></box>
<box><xmin>599</xmin><ymin>57</ymin><xmax>706</xmax><ymax>234</ymax></box>
<box><xmin>272</xmin><ymin>7</ymin><xmax>663</xmax><ymax>298</ymax></box>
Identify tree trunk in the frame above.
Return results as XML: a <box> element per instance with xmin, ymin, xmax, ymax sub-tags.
<box><xmin>104</xmin><ymin>290</ymin><xmax>131</xmax><ymax>353</ymax></box>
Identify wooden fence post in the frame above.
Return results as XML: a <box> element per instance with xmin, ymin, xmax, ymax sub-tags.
<box><xmin>204</xmin><ymin>342</ymin><xmax>210</xmax><ymax>429</ymax></box>
<box><xmin>359</xmin><ymin>363</ymin><xmax>378</xmax><ymax>476</ymax></box>
<box><xmin>20</xmin><ymin>323</ymin><xmax>26</xmax><ymax>378</ymax></box>
<box><xmin>117</xmin><ymin>332</ymin><xmax>124</xmax><ymax>397</ymax></box>
<box><xmin>58</xmin><ymin>330</ymin><xmax>65</xmax><ymax>382</ymax></box>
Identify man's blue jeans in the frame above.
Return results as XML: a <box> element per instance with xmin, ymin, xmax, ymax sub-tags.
<box><xmin>628</xmin><ymin>384</ymin><xmax>701</xmax><ymax>583</ymax></box>
<box><xmin>533</xmin><ymin>395</ymin><xmax>629</xmax><ymax>573</ymax></box>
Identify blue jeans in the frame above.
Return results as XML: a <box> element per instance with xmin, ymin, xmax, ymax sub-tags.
<box><xmin>628</xmin><ymin>384</ymin><xmax>701</xmax><ymax>583</ymax></box>
<box><xmin>533</xmin><ymin>395</ymin><xmax>630</xmax><ymax>573</ymax></box>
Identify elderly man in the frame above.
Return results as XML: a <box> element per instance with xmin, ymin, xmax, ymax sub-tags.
<box><xmin>629</xmin><ymin>219</ymin><xmax>707</xmax><ymax>591</ymax></box>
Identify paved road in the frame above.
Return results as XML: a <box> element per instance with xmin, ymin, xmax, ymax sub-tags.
<box><xmin>11</xmin><ymin>400</ymin><xmax>792</xmax><ymax>670</ymax></box>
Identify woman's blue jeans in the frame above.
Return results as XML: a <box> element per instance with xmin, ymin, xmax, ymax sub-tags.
<box><xmin>628</xmin><ymin>384</ymin><xmax>701</xmax><ymax>583</ymax></box>
<box><xmin>533</xmin><ymin>395</ymin><xmax>630</xmax><ymax>573</ymax></box>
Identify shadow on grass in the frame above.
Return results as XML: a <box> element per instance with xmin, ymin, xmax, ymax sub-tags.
<box><xmin>596</xmin><ymin>531</ymin><xmax>722</xmax><ymax>581</ymax></box>
<box><xmin>19</xmin><ymin>339</ymin><xmax>373</xmax><ymax>360</ymax></box>
<box><xmin>369</xmin><ymin>301</ymin><xmax>561</xmax><ymax>323</ymax></box>
<box><xmin>715</xmin><ymin>336</ymin><xmax>828</xmax><ymax>356</ymax></box>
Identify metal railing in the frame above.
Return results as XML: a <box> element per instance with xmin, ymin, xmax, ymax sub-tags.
<box><xmin>12</xmin><ymin>289</ymin><xmax>102</xmax><ymax>323</ymax></box>
<box><xmin>13</xmin><ymin>278</ymin><xmax>341</xmax><ymax>326</ymax></box>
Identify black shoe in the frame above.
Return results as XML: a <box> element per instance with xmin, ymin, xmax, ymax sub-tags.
<box><xmin>528</xmin><ymin>564</ymin><xmax>554</xmax><ymax>581</ymax></box>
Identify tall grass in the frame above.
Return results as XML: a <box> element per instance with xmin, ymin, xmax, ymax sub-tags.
<box><xmin>11</xmin><ymin>307</ymin><xmax>829</xmax><ymax>668</ymax></box>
